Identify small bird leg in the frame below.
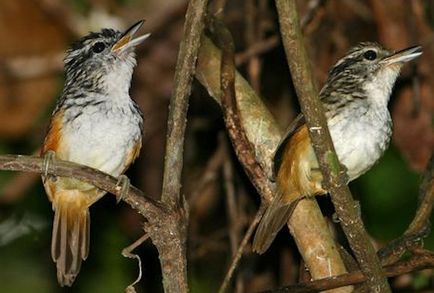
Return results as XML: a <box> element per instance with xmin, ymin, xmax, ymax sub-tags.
<box><xmin>42</xmin><ymin>150</ymin><xmax>56</xmax><ymax>183</ymax></box>
<box><xmin>115</xmin><ymin>175</ymin><xmax>130</xmax><ymax>203</ymax></box>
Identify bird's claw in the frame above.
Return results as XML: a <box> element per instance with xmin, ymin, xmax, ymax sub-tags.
<box><xmin>42</xmin><ymin>150</ymin><xmax>56</xmax><ymax>183</ymax></box>
<box><xmin>115</xmin><ymin>175</ymin><xmax>130</xmax><ymax>203</ymax></box>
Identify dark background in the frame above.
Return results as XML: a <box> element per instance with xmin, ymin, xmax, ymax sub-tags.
<box><xmin>0</xmin><ymin>0</ymin><xmax>432</xmax><ymax>292</ymax></box>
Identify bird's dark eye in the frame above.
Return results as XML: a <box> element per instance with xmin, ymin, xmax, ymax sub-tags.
<box><xmin>363</xmin><ymin>50</ymin><xmax>377</xmax><ymax>61</ymax></box>
<box><xmin>92</xmin><ymin>42</ymin><xmax>106</xmax><ymax>53</ymax></box>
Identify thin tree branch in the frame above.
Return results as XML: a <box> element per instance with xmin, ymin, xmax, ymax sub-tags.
<box><xmin>261</xmin><ymin>249</ymin><xmax>434</xmax><ymax>293</ymax></box>
<box><xmin>122</xmin><ymin>233</ymin><xmax>150</xmax><ymax>292</ymax></box>
<box><xmin>406</xmin><ymin>155</ymin><xmax>434</xmax><ymax>235</ymax></box>
<box><xmin>206</xmin><ymin>17</ymin><xmax>274</xmax><ymax>292</ymax></box>
<box><xmin>223</xmin><ymin>139</ymin><xmax>244</xmax><ymax>293</ymax></box>
<box><xmin>300</xmin><ymin>0</ymin><xmax>327</xmax><ymax>31</ymax></box>
<box><xmin>160</xmin><ymin>0</ymin><xmax>208</xmax><ymax>208</ymax></box>
<box><xmin>189</xmin><ymin>138</ymin><xmax>225</xmax><ymax>205</ymax></box>
<box><xmin>275</xmin><ymin>0</ymin><xmax>390</xmax><ymax>291</ymax></box>
<box><xmin>207</xmin><ymin>16</ymin><xmax>274</xmax><ymax>202</ymax></box>
<box><xmin>244</xmin><ymin>0</ymin><xmax>261</xmax><ymax>93</ymax></box>
<box><xmin>153</xmin><ymin>0</ymin><xmax>208</xmax><ymax>292</ymax></box>
<box><xmin>223</xmin><ymin>141</ymin><xmax>241</xmax><ymax>257</ymax></box>
<box><xmin>0</xmin><ymin>153</ymin><xmax>173</xmax><ymax>291</ymax></box>
<box><xmin>219</xmin><ymin>204</ymin><xmax>267</xmax><ymax>293</ymax></box>
<box><xmin>235</xmin><ymin>35</ymin><xmax>279</xmax><ymax>66</ymax></box>
<box><xmin>0</xmin><ymin>154</ymin><xmax>165</xmax><ymax>217</ymax></box>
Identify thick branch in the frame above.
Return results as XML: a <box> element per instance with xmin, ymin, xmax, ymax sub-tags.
<box><xmin>207</xmin><ymin>17</ymin><xmax>274</xmax><ymax>202</ymax></box>
<box><xmin>196</xmin><ymin>35</ymin><xmax>353</xmax><ymax>293</ymax></box>
<box><xmin>196</xmin><ymin>36</ymin><xmax>281</xmax><ymax>178</ymax></box>
<box><xmin>205</xmin><ymin>18</ymin><xmax>274</xmax><ymax>292</ymax></box>
<box><xmin>275</xmin><ymin>0</ymin><xmax>390</xmax><ymax>292</ymax></box>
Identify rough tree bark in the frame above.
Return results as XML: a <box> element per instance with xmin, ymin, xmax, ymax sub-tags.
<box><xmin>196</xmin><ymin>35</ymin><xmax>353</xmax><ymax>292</ymax></box>
<box><xmin>275</xmin><ymin>0</ymin><xmax>390</xmax><ymax>292</ymax></box>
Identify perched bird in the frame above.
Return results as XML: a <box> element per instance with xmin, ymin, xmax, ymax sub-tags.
<box><xmin>253</xmin><ymin>42</ymin><xmax>422</xmax><ymax>254</ymax></box>
<box><xmin>41</xmin><ymin>20</ymin><xmax>149</xmax><ymax>286</ymax></box>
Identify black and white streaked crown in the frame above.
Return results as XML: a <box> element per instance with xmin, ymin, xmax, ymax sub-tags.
<box><xmin>62</xmin><ymin>20</ymin><xmax>149</xmax><ymax>89</ymax></box>
<box><xmin>319</xmin><ymin>42</ymin><xmax>421</xmax><ymax>108</ymax></box>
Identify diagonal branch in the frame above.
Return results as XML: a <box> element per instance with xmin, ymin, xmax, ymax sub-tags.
<box><xmin>275</xmin><ymin>0</ymin><xmax>390</xmax><ymax>291</ymax></box>
<box><xmin>0</xmin><ymin>154</ymin><xmax>165</xmax><ymax>218</ymax></box>
<box><xmin>261</xmin><ymin>249</ymin><xmax>434</xmax><ymax>293</ymax></box>
<box><xmin>207</xmin><ymin>17</ymin><xmax>274</xmax><ymax>202</ymax></box>
<box><xmin>196</xmin><ymin>34</ymin><xmax>355</xmax><ymax>293</ymax></box>
<box><xmin>206</xmin><ymin>17</ymin><xmax>274</xmax><ymax>292</ymax></box>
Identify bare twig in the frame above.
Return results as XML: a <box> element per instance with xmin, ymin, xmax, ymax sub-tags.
<box><xmin>288</xmin><ymin>198</ymin><xmax>353</xmax><ymax>293</ymax></box>
<box><xmin>189</xmin><ymin>139</ymin><xmax>226</xmax><ymax>205</ymax></box>
<box><xmin>234</xmin><ymin>0</ymin><xmax>325</xmax><ymax>67</ymax></box>
<box><xmin>218</xmin><ymin>204</ymin><xmax>267</xmax><ymax>293</ymax></box>
<box><xmin>406</xmin><ymin>155</ymin><xmax>434</xmax><ymax>235</ymax></box>
<box><xmin>261</xmin><ymin>249</ymin><xmax>434</xmax><ymax>293</ymax></box>
<box><xmin>160</xmin><ymin>0</ymin><xmax>208</xmax><ymax>208</ymax></box>
<box><xmin>122</xmin><ymin>234</ymin><xmax>150</xmax><ymax>292</ymax></box>
<box><xmin>235</xmin><ymin>36</ymin><xmax>279</xmax><ymax>65</ymax></box>
<box><xmin>245</xmin><ymin>0</ymin><xmax>261</xmax><ymax>92</ymax></box>
<box><xmin>275</xmin><ymin>0</ymin><xmax>390</xmax><ymax>291</ymax></box>
<box><xmin>223</xmin><ymin>141</ymin><xmax>241</xmax><ymax>256</ymax></box>
<box><xmin>223</xmin><ymin>139</ymin><xmax>244</xmax><ymax>293</ymax></box>
<box><xmin>300</xmin><ymin>0</ymin><xmax>327</xmax><ymax>30</ymax></box>
<box><xmin>154</xmin><ymin>0</ymin><xmax>208</xmax><ymax>292</ymax></box>
<box><xmin>206</xmin><ymin>16</ymin><xmax>274</xmax><ymax>202</ymax></box>
<box><xmin>0</xmin><ymin>154</ymin><xmax>164</xmax><ymax>216</ymax></box>
<box><xmin>207</xmin><ymin>18</ymin><xmax>275</xmax><ymax>292</ymax></box>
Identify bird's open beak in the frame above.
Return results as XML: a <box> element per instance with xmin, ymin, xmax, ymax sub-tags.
<box><xmin>112</xmin><ymin>20</ymin><xmax>150</xmax><ymax>52</ymax></box>
<box><xmin>381</xmin><ymin>45</ymin><xmax>423</xmax><ymax>66</ymax></box>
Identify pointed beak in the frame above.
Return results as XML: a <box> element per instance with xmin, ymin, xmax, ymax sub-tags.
<box><xmin>381</xmin><ymin>45</ymin><xmax>423</xmax><ymax>66</ymax></box>
<box><xmin>111</xmin><ymin>20</ymin><xmax>150</xmax><ymax>52</ymax></box>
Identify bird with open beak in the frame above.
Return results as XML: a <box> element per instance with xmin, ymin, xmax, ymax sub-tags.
<box><xmin>41</xmin><ymin>20</ymin><xmax>149</xmax><ymax>286</ymax></box>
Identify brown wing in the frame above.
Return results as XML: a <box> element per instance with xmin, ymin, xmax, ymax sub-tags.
<box><xmin>254</xmin><ymin>117</ymin><xmax>326</xmax><ymax>254</ymax></box>
<box><xmin>121</xmin><ymin>140</ymin><xmax>142</xmax><ymax>174</ymax></box>
<box><xmin>41</xmin><ymin>110</ymin><xmax>65</xmax><ymax>156</ymax></box>
<box><xmin>273</xmin><ymin>114</ymin><xmax>306</xmax><ymax>177</ymax></box>
<box><xmin>41</xmin><ymin>110</ymin><xmax>96</xmax><ymax>286</ymax></box>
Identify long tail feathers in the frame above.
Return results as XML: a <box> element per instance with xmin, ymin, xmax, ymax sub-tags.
<box><xmin>51</xmin><ymin>194</ymin><xmax>90</xmax><ymax>287</ymax></box>
<box><xmin>252</xmin><ymin>193</ymin><xmax>296</xmax><ymax>254</ymax></box>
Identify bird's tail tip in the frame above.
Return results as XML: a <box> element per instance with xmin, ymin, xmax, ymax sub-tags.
<box><xmin>51</xmin><ymin>194</ymin><xmax>90</xmax><ymax>287</ymax></box>
<box><xmin>252</xmin><ymin>199</ymin><xmax>295</xmax><ymax>254</ymax></box>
